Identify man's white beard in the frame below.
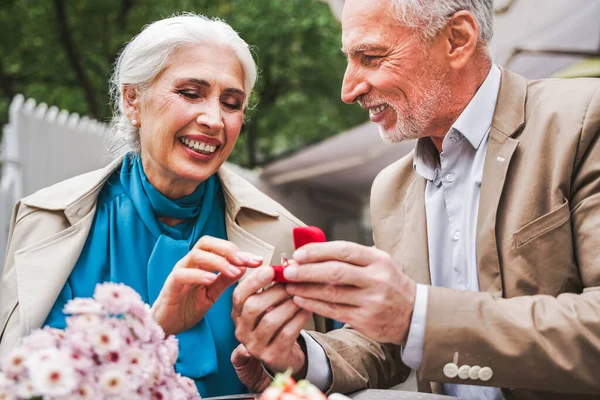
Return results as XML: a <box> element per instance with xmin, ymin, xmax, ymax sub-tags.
<box><xmin>379</xmin><ymin>75</ymin><xmax>450</xmax><ymax>144</ymax></box>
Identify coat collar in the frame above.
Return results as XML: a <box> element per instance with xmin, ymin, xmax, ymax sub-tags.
<box><xmin>492</xmin><ymin>67</ymin><xmax>527</xmax><ymax>137</ymax></box>
<box><xmin>21</xmin><ymin>155</ymin><xmax>281</xmax><ymax>223</ymax></box>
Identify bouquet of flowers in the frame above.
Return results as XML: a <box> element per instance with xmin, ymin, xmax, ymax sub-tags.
<box><xmin>0</xmin><ymin>283</ymin><xmax>200</xmax><ymax>400</ymax></box>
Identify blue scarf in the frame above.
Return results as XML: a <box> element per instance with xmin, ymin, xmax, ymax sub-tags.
<box><xmin>46</xmin><ymin>154</ymin><xmax>245</xmax><ymax>397</ymax></box>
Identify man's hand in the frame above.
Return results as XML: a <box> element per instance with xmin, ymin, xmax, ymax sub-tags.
<box><xmin>231</xmin><ymin>344</ymin><xmax>271</xmax><ymax>393</ymax></box>
<box><xmin>284</xmin><ymin>241</ymin><xmax>416</xmax><ymax>345</ymax></box>
<box><xmin>232</xmin><ymin>267</ymin><xmax>311</xmax><ymax>376</ymax></box>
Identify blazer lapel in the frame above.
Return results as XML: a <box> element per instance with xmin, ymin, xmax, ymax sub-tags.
<box><xmin>476</xmin><ymin>68</ymin><xmax>527</xmax><ymax>296</ymax></box>
<box><xmin>399</xmin><ymin>176</ymin><xmax>431</xmax><ymax>285</ymax></box>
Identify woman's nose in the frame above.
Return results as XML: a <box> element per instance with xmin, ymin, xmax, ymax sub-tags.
<box><xmin>196</xmin><ymin>100</ymin><xmax>225</xmax><ymax>133</ymax></box>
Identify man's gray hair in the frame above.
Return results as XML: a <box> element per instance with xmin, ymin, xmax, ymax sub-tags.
<box><xmin>390</xmin><ymin>0</ymin><xmax>494</xmax><ymax>44</ymax></box>
<box><xmin>108</xmin><ymin>13</ymin><xmax>257</xmax><ymax>156</ymax></box>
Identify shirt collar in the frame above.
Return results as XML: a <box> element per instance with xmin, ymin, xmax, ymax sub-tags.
<box><xmin>413</xmin><ymin>65</ymin><xmax>501</xmax><ymax>181</ymax></box>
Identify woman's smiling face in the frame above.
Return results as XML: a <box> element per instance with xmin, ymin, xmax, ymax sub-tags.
<box><xmin>127</xmin><ymin>43</ymin><xmax>246</xmax><ymax>199</ymax></box>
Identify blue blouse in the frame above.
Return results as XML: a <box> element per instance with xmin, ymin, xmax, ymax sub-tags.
<box><xmin>45</xmin><ymin>155</ymin><xmax>246</xmax><ymax>397</ymax></box>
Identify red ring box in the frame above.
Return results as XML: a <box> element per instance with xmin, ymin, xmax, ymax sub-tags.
<box><xmin>272</xmin><ymin>226</ymin><xmax>326</xmax><ymax>283</ymax></box>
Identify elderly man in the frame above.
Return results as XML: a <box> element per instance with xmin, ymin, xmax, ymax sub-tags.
<box><xmin>231</xmin><ymin>0</ymin><xmax>600</xmax><ymax>399</ymax></box>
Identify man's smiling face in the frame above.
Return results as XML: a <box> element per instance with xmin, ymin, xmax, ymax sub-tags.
<box><xmin>340</xmin><ymin>0</ymin><xmax>452</xmax><ymax>143</ymax></box>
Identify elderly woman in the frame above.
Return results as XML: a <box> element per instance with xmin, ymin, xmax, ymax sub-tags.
<box><xmin>0</xmin><ymin>14</ymin><xmax>316</xmax><ymax>397</ymax></box>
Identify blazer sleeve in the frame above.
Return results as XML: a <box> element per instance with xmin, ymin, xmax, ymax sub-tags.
<box><xmin>419</xmin><ymin>85</ymin><xmax>600</xmax><ymax>394</ymax></box>
<box><xmin>305</xmin><ymin>326</ymin><xmax>410</xmax><ymax>394</ymax></box>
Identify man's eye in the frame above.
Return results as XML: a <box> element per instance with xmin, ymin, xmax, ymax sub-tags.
<box><xmin>178</xmin><ymin>90</ymin><xmax>200</xmax><ymax>99</ymax></box>
<box><xmin>363</xmin><ymin>55</ymin><xmax>380</xmax><ymax>65</ymax></box>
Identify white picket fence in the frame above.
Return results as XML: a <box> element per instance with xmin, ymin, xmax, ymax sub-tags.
<box><xmin>0</xmin><ymin>95</ymin><xmax>112</xmax><ymax>274</ymax></box>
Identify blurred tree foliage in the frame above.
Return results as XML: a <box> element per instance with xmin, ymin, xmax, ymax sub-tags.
<box><xmin>0</xmin><ymin>0</ymin><xmax>366</xmax><ymax>167</ymax></box>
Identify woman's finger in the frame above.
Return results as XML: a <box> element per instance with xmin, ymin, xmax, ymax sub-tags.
<box><xmin>194</xmin><ymin>236</ymin><xmax>262</xmax><ymax>267</ymax></box>
<box><xmin>169</xmin><ymin>268</ymin><xmax>218</xmax><ymax>287</ymax></box>
<box><xmin>179</xmin><ymin>248</ymin><xmax>243</xmax><ymax>278</ymax></box>
<box><xmin>206</xmin><ymin>267</ymin><xmax>247</xmax><ymax>303</ymax></box>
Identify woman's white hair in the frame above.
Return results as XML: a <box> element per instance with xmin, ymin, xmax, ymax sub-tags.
<box><xmin>390</xmin><ymin>0</ymin><xmax>494</xmax><ymax>45</ymax></box>
<box><xmin>108</xmin><ymin>12</ymin><xmax>257</xmax><ymax>155</ymax></box>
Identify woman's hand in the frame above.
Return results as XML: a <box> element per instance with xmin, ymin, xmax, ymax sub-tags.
<box><xmin>151</xmin><ymin>236</ymin><xmax>263</xmax><ymax>336</ymax></box>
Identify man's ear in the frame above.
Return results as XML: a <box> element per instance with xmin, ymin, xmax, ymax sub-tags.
<box><xmin>442</xmin><ymin>10</ymin><xmax>480</xmax><ymax>70</ymax></box>
<box><xmin>122</xmin><ymin>85</ymin><xmax>141</xmax><ymax>122</ymax></box>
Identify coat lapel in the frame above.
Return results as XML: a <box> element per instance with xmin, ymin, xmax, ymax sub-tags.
<box><xmin>14</xmin><ymin>209</ymin><xmax>96</xmax><ymax>335</ymax></box>
<box><xmin>13</xmin><ymin>158</ymin><xmax>124</xmax><ymax>334</ymax></box>
<box><xmin>476</xmin><ymin>68</ymin><xmax>526</xmax><ymax>296</ymax></box>
<box><xmin>400</xmin><ymin>176</ymin><xmax>431</xmax><ymax>285</ymax></box>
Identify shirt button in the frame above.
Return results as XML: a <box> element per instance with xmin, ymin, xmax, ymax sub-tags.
<box><xmin>458</xmin><ymin>365</ymin><xmax>471</xmax><ymax>379</ymax></box>
<box><xmin>452</xmin><ymin>231</ymin><xmax>460</xmax><ymax>241</ymax></box>
<box><xmin>443</xmin><ymin>363</ymin><xmax>459</xmax><ymax>378</ymax></box>
<box><xmin>479</xmin><ymin>367</ymin><xmax>493</xmax><ymax>381</ymax></box>
<box><xmin>469</xmin><ymin>365</ymin><xmax>481</xmax><ymax>380</ymax></box>
<box><xmin>446</xmin><ymin>173</ymin><xmax>454</xmax><ymax>182</ymax></box>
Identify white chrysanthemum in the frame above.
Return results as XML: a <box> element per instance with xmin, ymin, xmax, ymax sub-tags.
<box><xmin>67</xmin><ymin>313</ymin><xmax>103</xmax><ymax>331</ymax></box>
<box><xmin>125</xmin><ymin>315</ymin><xmax>151</xmax><ymax>342</ymax></box>
<box><xmin>71</xmin><ymin>381</ymin><xmax>98</xmax><ymax>400</ymax></box>
<box><xmin>98</xmin><ymin>368</ymin><xmax>127</xmax><ymax>396</ymax></box>
<box><xmin>15</xmin><ymin>379</ymin><xmax>39</xmax><ymax>399</ymax></box>
<box><xmin>91</xmin><ymin>326</ymin><xmax>121</xmax><ymax>355</ymax></box>
<box><xmin>177</xmin><ymin>374</ymin><xmax>198</xmax><ymax>396</ymax></box>
<box><xmin>29</xmin><ymin>361</ymin><xmax>77</xmax><ymax>397</ymax></box>
<box><xmin>1</xmin><ymin>348</ymin><xmax>27</xmax><ymax>375</ymax></box>
<box><xmin>94</xmin><ymin>282</ymin><xmax>143</xmax><ymax>314</ymax></box>
<box><xmin>21</xmin><ymin>329</ymin><xmax>58</xmax><ymax>351</ymax></box>
<box><xmin>64</xmin><ymin>298</ymin><xmax>105</xmax><ymax>315</ymax></box>
<box><xmin>0</xmin><ymin>387</ymin><xmax>17</xmax><ymax>400</ymax></box>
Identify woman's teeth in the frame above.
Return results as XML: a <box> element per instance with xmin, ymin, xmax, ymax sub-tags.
<box><xmin>370</xmin><ymin>104</ymin><xmax>388</xmax><ymax>116</ymax></box>
<box><xmin>179</xmin><ymin>138</ymin><xmax>217</xmax><ymax>154</ymax></box>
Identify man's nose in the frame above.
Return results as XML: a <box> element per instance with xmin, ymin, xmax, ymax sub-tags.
<box><xmin>341</xmin><ymin>63</ymin><xmax>369</xmax><ymax>104</ymax></box>
<box><xmin>196</xmin><ymin>99</ymin><xmax>225</xmax><ymax>133</ymax></box>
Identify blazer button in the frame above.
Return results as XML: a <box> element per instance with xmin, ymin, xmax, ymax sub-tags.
<box><xmin>458</xmin><ymin>365</ymin><xmax>471</xmax><ymax>379</ymax></box>
<box><xmin>479</xmin><ymin>366</ymin><xmax>493</xmax><ymax>381</ymax></box>
<box><xmin>469</xmin><ymin>365</ymin><xmax>481</xmax><ymax>380</ymax></box>
<box><xmin>443</xmin><ymin>363</ymin><xmax>459</xmax><ymax>378</ymax></box>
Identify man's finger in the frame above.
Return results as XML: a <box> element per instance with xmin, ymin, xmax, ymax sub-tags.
<box><xmin>232</xmin><ymin>267</ymin><xmax>275</xmax><ymax>315</ymax></box>
<box><xmin>285</xmin><ymin>283</ymin><xmax>361</xmax><ymax>306</ymax></box>
<box><xmin>282</xmin><ymin>261</ymin><xmax>368</xmax><ymax>287</ymax></box>
<box><xmin>270</xmin><ymin>309</ymin><xmax>311</xmax><ymax>350</ymax></box>
<box><xmin>254</xmin><ymin>299</ymin><xmax>300</xmax><ymax>344</ymax></box>
<box><xmin>292</xmin><ymin>296</ymin><xmax>356</xmax><ymax>324</ymax></box>
<box><xmin>238</xmin><ymin>285</ymin><xmax>290</xmax><ymax>326</ymax></box>
<box><xmin>293</xmin><ymin>241</ymin><xmax>376</xmax><ymax>266</ymax></box>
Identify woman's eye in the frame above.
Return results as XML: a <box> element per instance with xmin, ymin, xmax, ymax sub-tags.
<box><xmin>223</xmin><ymin>102</ymin><xmax>241</xmax><ymax>111</ymax></box>
<box><xmin>178</xmin><ymin>90</ymin><xmax>200</xmax><ymax>99</ymax></box>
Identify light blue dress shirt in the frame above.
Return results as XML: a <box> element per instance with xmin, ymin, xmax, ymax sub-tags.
<box><xmin>402</xmin><ymin>65</ymin><xmax>503</xmax><ymax>400</ymax></box>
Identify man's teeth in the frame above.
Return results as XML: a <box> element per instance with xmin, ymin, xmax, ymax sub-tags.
<box><xmin>370</xmin><ymin>104</ymin><xmax>388</xmax><ymax>116</ymax></box>
<box><xmin>179</xmin><ymin>138</ymin><xmax>217</xmax><ymax>154</ymax></box>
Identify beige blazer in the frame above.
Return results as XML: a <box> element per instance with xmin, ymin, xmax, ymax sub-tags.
<box><xmin>0</xmin><ymin>157</ymin><xmax>324</xmax><ymax>358</ymax></box>
<box><xmin>309</xmin><ymin>69</ymin><xmax>600</xmax><ymax>399</ymax></box>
